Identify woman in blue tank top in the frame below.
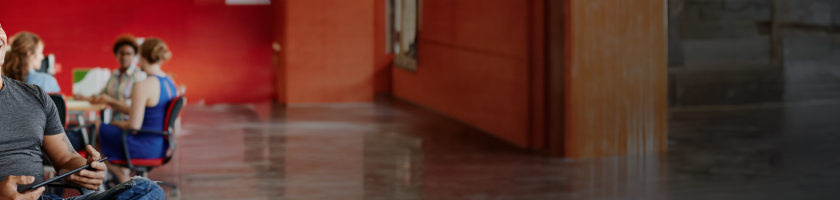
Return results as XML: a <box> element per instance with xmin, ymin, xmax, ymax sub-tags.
<box><xmin>98</xmin><ymin>37</ymin><xmax>178</xmax><ymax>183</ymax></box>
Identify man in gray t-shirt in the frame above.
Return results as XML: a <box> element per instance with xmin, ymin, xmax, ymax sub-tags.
<box><xmin>0</xmin><ymin>75</ymin><xmax>67</xmax><ymax>184</ymax></box>
<box><xmin>0</xmin><ymin>23</ymin><xmax>107</xmax><ymax>200</ymax></box>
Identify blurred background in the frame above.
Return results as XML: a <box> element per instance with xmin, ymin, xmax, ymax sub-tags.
<box><xmin>2</xmin><ymin>0</ymin><xmax>840</xmax><ymax>199</ymax></box>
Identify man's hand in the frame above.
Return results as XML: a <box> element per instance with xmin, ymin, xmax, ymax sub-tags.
<box><xmin>64</xmin><ymin>145</ymin><xmax>106</xmax><ymax>190</ymax></box>
<box><xmin>0</xmin><ymin>175</ymin><xmax>45</xmax><ymax>200</ymax></box>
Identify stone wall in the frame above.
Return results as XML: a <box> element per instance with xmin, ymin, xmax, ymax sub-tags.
<box><xmin>669</xmin><ymin>0</ymin><xmax>782</xmax><ymax>107</ymax></box>
<box><xmin>779</xmin><ymin>0</ymin><xmax>840</xmax><ymax>102</ymax></box>
<box><xmin>670</xmin><ymin>0</ymin><xmax>840</xmax><ymax>106</ymax></box>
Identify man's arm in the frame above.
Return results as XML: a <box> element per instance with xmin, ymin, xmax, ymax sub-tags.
<box><xmin>42</xmin><ymin>133</ymin><xmax>84</xmax><ymax>169</ymax></box>
<box><xmin>42</xmin><ymin>134</ymin><xmax>105</xmax><ymax>190</ymax></box>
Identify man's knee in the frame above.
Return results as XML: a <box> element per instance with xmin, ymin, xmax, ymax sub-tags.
<box><xmin>101</xmin><ymin>177</ymin><xmax>165</xmax><ymax>200</ymax></box>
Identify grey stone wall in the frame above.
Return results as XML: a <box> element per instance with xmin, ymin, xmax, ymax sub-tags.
<box><xmin>673</xmin><ymin>0</ymin><xmax>773</xmax><ymax>67</ymax></box>
<box><xmin>669</xmin><ymin>0</ymin><xmax>782</xmax><ymax>107</ymax></box>
<box><xmin>778</xmin><ymin>0</ymin><xmax>840</xmax><ymax>102</ymax></box>
<box><xmin>669</xmin><ymin>0</ymin><xmax>840</xmax><ymax>106</ymax></box>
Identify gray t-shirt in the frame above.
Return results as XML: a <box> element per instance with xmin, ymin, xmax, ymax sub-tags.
<box><xmin>0</xmin><ymin>75</ymin><xmax>64</xmax><ymax>184</ymax></box>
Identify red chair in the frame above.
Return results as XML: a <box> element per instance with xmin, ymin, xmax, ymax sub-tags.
<box><xmin>110</xmin><ymin>96</ymin><xmax>184</xmax><ymax>198</ymax></box>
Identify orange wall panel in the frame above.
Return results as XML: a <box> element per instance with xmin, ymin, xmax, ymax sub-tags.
<box><xmin>274</xmin><ymin>0</ymin><xmax>287</xmax><ymax>103</ymax></box>
<box><xmin>282</xmin><ymin>0</ymin><xmax>375</xmax><ymax>103</ymax></box>
<box><xmin>393</xmin><ymin>0</ymin><xmax>539</xmax><ymax>147</ymax></box>
<box><xmin>564</xmin><ymin>0</ymin><xmax>668</xmax><ymax>158</ymax></box>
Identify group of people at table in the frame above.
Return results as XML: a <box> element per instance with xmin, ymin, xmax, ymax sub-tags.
<box><xmin>1</xmin><ymin>23</ymin><xmax>175</xmax><ymax>200</ymax></box>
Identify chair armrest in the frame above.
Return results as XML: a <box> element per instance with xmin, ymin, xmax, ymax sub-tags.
<box><xmin>46</xmin><ymin>183</ymin><xmax>95</xmax><ymax>195</ymax></box>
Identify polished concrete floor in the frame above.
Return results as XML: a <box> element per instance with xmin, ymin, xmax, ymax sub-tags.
<box><xmin>145</xmin><ymin>98</ymin><xmax>840</xmax><ymax>200</ymax></box>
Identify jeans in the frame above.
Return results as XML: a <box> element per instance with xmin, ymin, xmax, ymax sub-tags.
<box><xmin>39</xmin><ymin>177</ymin><xmax>165</xmax><ymax>200</ymax></box>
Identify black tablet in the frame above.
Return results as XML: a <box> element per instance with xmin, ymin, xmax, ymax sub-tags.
<box><xmin>18</xmin><ymin>157</ymin><xmax>107</xmax><ymax>193</ymax></box>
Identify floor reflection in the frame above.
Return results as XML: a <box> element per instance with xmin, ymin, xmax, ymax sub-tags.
<box><xmin>146</xmin><ymin>98</ymin><xmax>840</xmax><ymax>199</ymax></box>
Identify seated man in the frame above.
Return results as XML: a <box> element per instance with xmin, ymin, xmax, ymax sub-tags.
<box><xmin>0</xmin><ymin>23</ymin><xmax>164</xmax><ymax>200</ymax></box>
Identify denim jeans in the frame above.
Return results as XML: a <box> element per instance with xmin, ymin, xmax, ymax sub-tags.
<box><xmin>39</xmin><ymin>177</ymin><xmax>165</xmax><ymax>200</ymax></box>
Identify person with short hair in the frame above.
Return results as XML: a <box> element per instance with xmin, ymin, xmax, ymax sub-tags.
<box><xmin>77</xmin><ymin>34</ymin><xmax>147</xmax><ymax>123</ymax></box>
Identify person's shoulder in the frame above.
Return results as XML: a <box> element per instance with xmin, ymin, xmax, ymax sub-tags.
<box><xmin>27</xmin><ymin>72</ymin><xmax>58</xmax><ymax>85</ymax></box>
<box><xmin>134</xmin><ymin>76</ymin><xmax>158</xmax><ymax>89</ymax></box>
<box><xmin>31</xmin><ymin>72</ymin><xmax>56</xmax><ymax>80</ymax></box>
<box><xmin>131</xmin><ymin>69</ymin><xmax>147</xmax><ymax>81</ymax></box>
<box><xmin>4</xmin><ymin>75</ymin><xmax>41</xmax><ymax>91</ymax></box>
<box><xmin>2</xmin><ymin>75</ymin><xmax>48</xmax><ymax>99</ymax></box>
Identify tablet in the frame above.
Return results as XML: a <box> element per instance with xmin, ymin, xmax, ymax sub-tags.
<box><xmin>18</xmin><ymin>157</ymin><xmax>108</xmax><ymax>193</ymax></box>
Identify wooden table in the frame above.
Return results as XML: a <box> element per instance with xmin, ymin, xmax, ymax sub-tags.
<box><xmin>66</xmin><ymin>100</ymin><xmax>108</xmax><ymax>112</ymax></box>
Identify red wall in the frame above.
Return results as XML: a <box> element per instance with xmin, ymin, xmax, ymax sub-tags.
<box><xmin>0</xmin><ymin>0</ymin><xmax>274</xmax><ymax>104</ymax></box>
<box><xmin>392</xmin><ymin>0</ymin><xmax>544</xmax><ymax>147</ymax></box>
<box><xmin>275</xmin><ymin>0</ymin><xmax>376</xmax><ymax>103</ymax></box>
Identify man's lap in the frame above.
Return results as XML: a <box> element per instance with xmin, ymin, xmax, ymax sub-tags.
<box><xmin>39</xmin><ymin>177</ymin><xmax>164</xmax><ymax>200</ymax></box>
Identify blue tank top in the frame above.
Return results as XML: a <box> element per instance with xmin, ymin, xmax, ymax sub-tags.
<box><xmin>140</xmin><ymin>75</ymin><xmax>177</xmax><ymax>131</ymax></box>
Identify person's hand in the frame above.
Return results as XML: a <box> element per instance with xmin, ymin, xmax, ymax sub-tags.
<box><xmin>0</xmin><ymin>175</ymin><xmax>45</xmax><ymax>200</ymax></box>
<box><xmin>74</xmin><ymin>94</ymin><xmax>90</xmax><ymax>101</ymax></box>
<box><xmin>64</xmin><ymin>145</ymin><xmax>106</xmax><ymax>190</ymax></box>
<box><xmin>93</xmin><ymin>94</ymin><xmax>115</xmax><ymax>105</ymax></box>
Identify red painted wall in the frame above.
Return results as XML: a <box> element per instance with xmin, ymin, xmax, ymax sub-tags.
<box><xmin>0</xmin><ymin>0</ymin><xmax>274</xmax><ymax>104</ymax></box>
<box><xmin>392</xmin><ymin>0</ymin><xmax>544</xmax><ymax>147</ymax></box>
<box><xmin>277</xmin><ymin>0</ymin><xmax>376</xmax><ymax>103</ymax></box>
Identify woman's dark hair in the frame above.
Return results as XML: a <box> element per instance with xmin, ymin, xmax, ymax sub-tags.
<box><xmin>112</xmin><ymin>34</ymin><xmax>138</xmax><ymax>55</ymax></box>
<box><xmin>139</xmin><ymin>37</ymin><xmax>171</xmax><ymax>64</ymax></box>
<box><xmin>3</xmin><ymin>31</ymin><xmax>42</xmax><ymax>82</ymax></box>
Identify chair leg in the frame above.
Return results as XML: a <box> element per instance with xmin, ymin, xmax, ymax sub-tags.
<box><xmin>77</xmin><ymin>115</ymin><xmax>90</xmax><ymax>146</ymax></box>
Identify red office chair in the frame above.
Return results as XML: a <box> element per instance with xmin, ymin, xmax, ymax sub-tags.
<box><xmin>109</xmin><ymin>96</ymin><xmax>184</xmax><ymax>198</ymax></box>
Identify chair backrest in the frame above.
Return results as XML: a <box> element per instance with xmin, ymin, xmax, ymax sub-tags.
<box><xmin>163</xmin><ymin>96</ymin><xmax>185</xmax><ymax>132</ymax></box>
<box><xmin>161</xmin><ymin>96</ymin><xmax>184</xmax><ymax>164</ymax></box>
<box><xmin>47</xmin><ymin>94</ymin><xmax>67</xmax><ymax>128</ymax></box>
<box><xmin>111</xmin><ymin>96</ymin><xmax>185</xmax><ymax>168</ymax></box>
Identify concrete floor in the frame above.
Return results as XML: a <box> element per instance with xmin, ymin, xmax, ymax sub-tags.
<box><xmin>144</xmin><ymin>98</ymin><xmax>840</xmax><ymax>200</ymax></box>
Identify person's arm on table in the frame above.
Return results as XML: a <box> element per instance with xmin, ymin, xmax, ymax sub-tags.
<box><xmin>93</xmin><ymin>94</ymin><xmax>131</xmax><ymax>114</ymax></box>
